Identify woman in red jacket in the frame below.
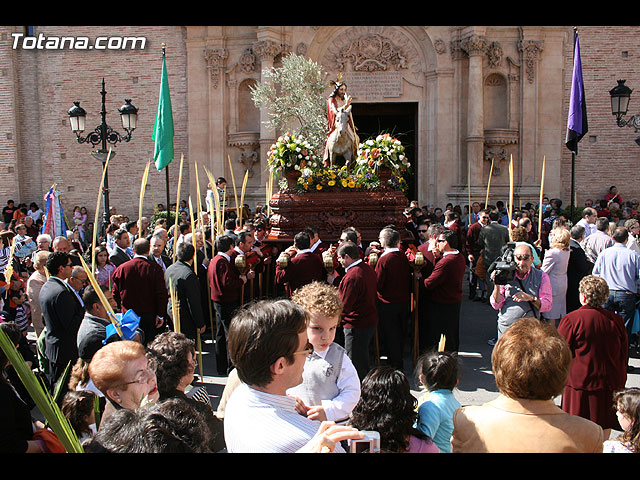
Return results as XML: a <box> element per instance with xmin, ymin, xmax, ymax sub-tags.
<box><xmin>558</xmin><ymin>275</ymin><xmax>628</xmax><ymax>440</ymax></box>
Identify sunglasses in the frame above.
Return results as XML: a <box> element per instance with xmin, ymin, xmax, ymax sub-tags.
<box><xmin>515</xmin><ymin>254</ymin><xmax>531</xmax><ymax>261</ymax></box>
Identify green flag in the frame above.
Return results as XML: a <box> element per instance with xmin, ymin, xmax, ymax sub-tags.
<box><xmin>152</xmin><ymin>50</ymin><xmax>174</xmax><ymax>171</ymax></box>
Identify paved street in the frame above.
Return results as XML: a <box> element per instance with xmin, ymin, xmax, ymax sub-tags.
<box><xmin>196</xmin><ymin>272</ymin><xmax>640</xmax><ymax>416</ymax></box>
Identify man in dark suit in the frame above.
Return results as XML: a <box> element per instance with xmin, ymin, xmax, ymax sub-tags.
<box><xmin>111</xmin><ymin>238</ymin><xmax>168</xmax><ymax>345</ymax></box>
<box><xmin>39</xmin><ymin>251</ymin><xmax>84</xmax><ymax>390</ymax></box>
<box><xmin>275</xmin><ymin>231</ymin><xmax>325</xmax><ymax>295</ymax></box>
<box><xmin>566</xmin><ymin>224</ymin><xmax>594</xmax><ymax>314</ymax></box>
<box><xmin>109</xmin><ymin>228</ymin><xmax>132</xmax><ymax>268</ymax></box>
<box><xmin>334</xmin><ymin>240</ymin><xmax>378</xmax><ymax>380</ymax></box>
<box><xmin>421</xmin><ymin>228</ymin><xmax>466</xmax><ymax>353</ymax></box>
<box><xmin>375</xmin><ymin>227</ymin><xmax>412</xmax><ymax>371</ymax></box>
<box><xmin>466</xmin><ymin>209</ymin><xmax>490</xmax><ymax>301</ymax></box>
<box><xmin>164</xmin><ymin>242</ymin><xmax>206</xmax><ymax>342</ymax></box>
<box><xmin>148</xmin><ymin>233</ymin><xmax>172</xmax><ymax>273</ymax></box>
<box><xmin>209</xmin><ymin>234</ymin><xmax>254</xmax><ymax>375</ymax></box>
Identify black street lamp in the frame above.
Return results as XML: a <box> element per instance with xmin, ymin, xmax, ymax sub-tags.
<box><xmin>67</xmin><ymin>78</ymin><xmax>138</xmax><ymax>233</ymax></box>
<box><xmin>609</xmin><ymin>79</ymin><xmax>640</xmax><ymax>131</ymax></box>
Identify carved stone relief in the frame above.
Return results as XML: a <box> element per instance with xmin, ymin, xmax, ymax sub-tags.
<box><xmin>335</xmin><ymin>33</ymin><xmax>408</xmax><ymax>72</ymax></box>
<box><xmin>487</xmin><ymin>41</ymin><xmax>503</xmax><ymax>68</ymax></box>
<box><xmin>518</xmin><ymin>40</ymin><xmax>544</xmax><ymax>83</ymax></box>
<box><xmin>239</xmin><ymin>47</ymin><xmax>256</xmax><ymax>73</ymax></box>
<box><xmin>228</xmin><ymin>132</ymin><xmax>260</xmax><ymax>178</ymax></box>
<box><xmin>323</xmin><ymin>26</ymin><xmax>422</xmax><ymax>73</ymax></box>
<box><xmin>203</xmin><ymin>47</ymin><xmax>228</xmax><ymax>88</ymax></box>
<box><xmin>433</xmin><ymin>38</ymin><xmax>446</xmax><ymax>55</ymax></box>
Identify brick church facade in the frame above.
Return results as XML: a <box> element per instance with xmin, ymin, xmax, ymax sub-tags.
<box><xmin>1</xmin><ymin>25</ymin><xmax>639</xmax><ymax>221</ymax></box>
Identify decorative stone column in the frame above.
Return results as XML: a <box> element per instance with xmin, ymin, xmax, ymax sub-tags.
<box><xmin>461</xmin><ymin>33</ymin><xmax>487</xmax><ymax>190</ymax></box>
<box><xmin>253</xmin><ymin>39</ymin><xmax>283</xmax><ymax>189</ymax></box>
<box><xmin>203</xmin><ymin>46</ymin><xmax>229</xmax><ymax>191</ymax></box>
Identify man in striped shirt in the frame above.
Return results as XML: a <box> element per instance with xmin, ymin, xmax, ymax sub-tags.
<box><xmin>224</xmin><ymin>299</ymin><xmax>362</xmax><ymax>453</ymax></box>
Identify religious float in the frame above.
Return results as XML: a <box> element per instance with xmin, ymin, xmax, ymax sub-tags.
<box><xmin>267</xmin><ymin>131</ymin><xmax>411</xmax><ymax>245</ymax></box>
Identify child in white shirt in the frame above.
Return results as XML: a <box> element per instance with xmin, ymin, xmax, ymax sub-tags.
<box><xmin>288</xmin><ymin>281</ymin><xmax>360</xmax><ymax>423</ymax></box>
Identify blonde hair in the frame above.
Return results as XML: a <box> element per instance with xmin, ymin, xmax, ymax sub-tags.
<box><xmin>33</xmin><ymin>250</ymin><xmax>51</xmax><ymax>269</ymax></box>
<box><xmin>550</xmin><ymin>227</ymin><xmax>570</xmax><ymax>251</ymax></box>
<box><xmin>88</xmin><ymin>340</ymin><xmax>146</xmax><ymax>393</ymax></box>
<box><xmin>290</xmin><ymin>281</ymin><xmax>344</xmax><ymax>319</ymax></box>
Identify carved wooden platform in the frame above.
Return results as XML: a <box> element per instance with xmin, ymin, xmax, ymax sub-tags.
<box><xmin>267</xmin><ymin>183</ymin><xmax>410</xmax><ymax>245</ymax></box>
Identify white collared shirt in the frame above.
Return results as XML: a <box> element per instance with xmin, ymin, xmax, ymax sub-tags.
<box><xmin>380</xmin><ymin>247</ymin><xmax>399</xmax><ymax>258</ymax></box>
<box><xmin>310</xmin><ymin>239</ymin><xmax>322</xmax><ymax>252</ymax></box>
<box><xmin>287</xmin><ymin>346</ymin><xmax>360</xmax><ymax>423</ymax></box>
<box><xmin>442</xmin><ymin>249</ymin><xmax>460</xmax><ymax>257</ymax></box>
<box><xmin>224</xmin><ymin>382</ymin><xmax>345</xmax><ymax>453</ymax></box>
<box><xmin>219</xmin><ymin>252</ymin><xmax>231</xmax><ymax>262</ymax></box>
<box><xmin>344</xmin><ymin>258</ymin><xmax>362</xmax><ymax>272</ymax></box>
<box><xmin>296</xmin><ymin>248</ymin><xmax>312</xmax><ymax>255</ymax></box>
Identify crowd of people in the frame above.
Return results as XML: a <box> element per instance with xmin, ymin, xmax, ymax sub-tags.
<box><xmin>1</xmin><ymin>180</ymin><xmax>640</xmax><ymax>454</ymax></box>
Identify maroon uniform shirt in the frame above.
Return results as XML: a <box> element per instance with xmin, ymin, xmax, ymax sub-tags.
<box><xmin>375</xmin><ymin>249</ymin><xmax>412</xmax><ymax>304</ymax></box>
<box><xmin>338</xmin><ymin>260</ymin><xmax>378</xmax><ymax>329</ymax></box>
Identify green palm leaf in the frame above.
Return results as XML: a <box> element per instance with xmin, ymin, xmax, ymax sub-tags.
<box><xmin>0</xmin><ymin>328</ymin><xmax>84</xmax><ymax>453</ymax></box>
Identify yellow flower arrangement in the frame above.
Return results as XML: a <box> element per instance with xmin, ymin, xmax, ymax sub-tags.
<box><xmin>316</xmin><ymin>184</ymin><xmax>323</xmax><ymax>190</ymax></box>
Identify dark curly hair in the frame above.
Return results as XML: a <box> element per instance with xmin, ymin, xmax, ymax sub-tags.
<box><xmin>146</xmin><ymin>331</ymin><xmax>196</xmax><ymax>397</ymax></box>
<box><xmin>348</xmin><ymin>366</ymin><xmax>428</xmax><ymax>453</ymax></box>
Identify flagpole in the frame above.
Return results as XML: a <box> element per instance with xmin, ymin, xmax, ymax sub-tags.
<box><xmin>570</xmin><ymin>28</ymin><xmax>577</xmax><ymax>222</ymax></box>
<box><xmin>162</xmin><ymin>43</ymin><xmax>171</xmax><ymax>217</ymax></box>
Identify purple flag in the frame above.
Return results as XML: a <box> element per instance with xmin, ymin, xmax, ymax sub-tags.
<box><xmin>566</xmin><ymin>29</ymin><xmax>588</xmax><ymax>154</ymax></box>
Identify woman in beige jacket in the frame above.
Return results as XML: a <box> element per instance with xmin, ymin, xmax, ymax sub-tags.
<box><xmin>451</xmin><ymin>318</ymin><xmax>604</xmax><ymax>453</ymax></box>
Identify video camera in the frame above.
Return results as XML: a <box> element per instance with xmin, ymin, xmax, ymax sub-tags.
<box><xmin>488</xmin><ymin>242</ymin><xmax>517</xmax><ymax>285</ymax></box>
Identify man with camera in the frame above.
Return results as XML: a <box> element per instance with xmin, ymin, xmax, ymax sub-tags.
<box><xmin>489</xmin><ymin>243</ymin><xmax>552</xmax><ymax>338</ymax></box>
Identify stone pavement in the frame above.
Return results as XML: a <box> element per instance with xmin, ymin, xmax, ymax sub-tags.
<box><xmin>196</xmin><ymin>275</ymin><xmax>640</xmax><ymax>414</ymax></box>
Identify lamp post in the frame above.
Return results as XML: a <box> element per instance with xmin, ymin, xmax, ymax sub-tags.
<box><xmin>67</xmin><ymin>78</ymin><xmax>138</xmax><ymax>233</ymax></box>
<box><xmin>609</xmin><ymin>80</ymin><xmax>640</xmax><ymax>146</ymax></box>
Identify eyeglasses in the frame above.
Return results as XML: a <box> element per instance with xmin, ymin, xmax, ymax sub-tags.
<box><xmin>294</xmin><ymin>341</ymin><xmax>313</xmax><ymax>356</ymax></box>
<box><xmin>121</xmin><ymin>366</ymin><xmax>156</xmax><ymax>387</ymax></box>
<box><xmin>436</xmin><ymin>239</ymin><xmax>447</xmax><ymax>243</ymax></box>
<box><xmin>417</xmin><ymin>229</ymin><xmax>428</xmax><ymax>233</ymax></box>
<box><xmin>515</xmin><ymin>254</ymin><xmax>531</xmax><ymax>261</ymax></box>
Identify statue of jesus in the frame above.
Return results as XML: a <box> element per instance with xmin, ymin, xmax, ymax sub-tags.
<box><xmin>323</xmin><ymin>76</ymin><xmax>359</xmax><ymax>167</ymax></box>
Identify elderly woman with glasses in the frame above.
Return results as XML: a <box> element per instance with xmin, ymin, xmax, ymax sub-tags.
<box><xmin>88</xmin><ymin>340</ymin><xmax>159</xmax><ymax>424</ymax></box>
<box><xmin>558</xmin><ymin>275</ymin><xmax>628</xmax><ymax>439</ymax></box>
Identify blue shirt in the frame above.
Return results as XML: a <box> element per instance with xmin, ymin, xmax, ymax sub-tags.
<box><xmin>415</xmin><ymin>389</ymin><xmax>461</xmax><ymax>453</ymax></box>
<box><xmin>593</xmin><ymin>242</ymin><xmax>640</xmax><ymax>293</ymax></box>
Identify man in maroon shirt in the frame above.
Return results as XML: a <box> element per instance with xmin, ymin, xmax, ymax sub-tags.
<box><xmin>421</xmin><ymin>228</ymin><xmax>466</xmax><ymax>353</ymax></box>
<box><xmin>334</xmin><ymin>241</ymin><xmax>378</xmax><ymax>380</ymax></box>
<box><xmin>209</xmin><ymin>234</ymin><xmax>254</xmax><ymax>375</ymax></box>
<box><xmin>275</xmin><ymin>231</ymin><xmax>325</xmax><ymax>296</ymax></box>
<box><xmin>375</xmin><ymin>227</ymin><xmax>412</xmax><ymax>370</ymax></box>
<box><xmin>111</xmin><ymin>238</ymin><xmax>168</xmax><ymax>345</ymax></box>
